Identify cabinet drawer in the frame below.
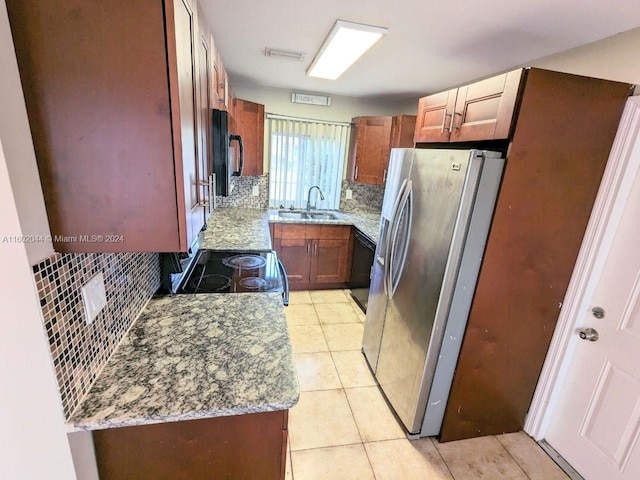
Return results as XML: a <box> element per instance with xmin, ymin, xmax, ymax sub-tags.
<box><xmin>319</xmin><ymin>225</ymin><xmax>351</xmax><ymax>240</ymax></box>
<box><xmin>278</xmin><ymin>224</ymin><xmax>307</xmax><ymax>239</ymax></box>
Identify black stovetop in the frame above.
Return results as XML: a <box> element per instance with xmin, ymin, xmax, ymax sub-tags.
<box><xmin>177</xmin><ymin>250</ymin><xmax>283</xmax><ymax>294</ymax></box>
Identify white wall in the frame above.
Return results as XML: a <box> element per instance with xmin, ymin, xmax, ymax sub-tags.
<box><xmin>529</xmin><ymin>27</ymin><xmax>640</xmax><ymax>88</ymax></box>
<box><xmin>0</xmin><ymin>139</ymin><xmax>76</xmax><ymax>479</ymax></box>
<box><xmin>233</xmin><ymin>83</ymin><xmax>418</xmax><ymax>174</ymax></box>
<box><xmin>233</xmin><ymin>82</ymin><xmax>417</xmax><ymax>123</ymax></box>
<box><xmin>0</xmin><ymin>0</ymin><xmax>53</xmax><ymax>266</ymax></box>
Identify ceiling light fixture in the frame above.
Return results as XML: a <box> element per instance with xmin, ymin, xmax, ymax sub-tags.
<box><xmin>306</xmin><ymin>20</ymin><xmax>388</xmax><ymax>80</ymax></box>
<box><xmin>264</xmin><ymin>48</ymin><xmax>305</xmax><ymax>61</ymax></box>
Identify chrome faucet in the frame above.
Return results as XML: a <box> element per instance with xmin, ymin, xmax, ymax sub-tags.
<box><xmin>306</xmin><ymin>185</ymin><xmax>325</xmax><ymax>212</ymax></box>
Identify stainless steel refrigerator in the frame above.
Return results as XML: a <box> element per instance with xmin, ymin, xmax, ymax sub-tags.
<box><xmin>363</xmin><ymin>148</ymin><xmax>504</xmax><ymax>437</ymax></box>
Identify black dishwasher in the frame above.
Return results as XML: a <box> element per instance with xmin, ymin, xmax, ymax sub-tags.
<box><xmin>350</xmin><ymin>230</ymin><xmax>375</xmax><ymax>313</ymax></box>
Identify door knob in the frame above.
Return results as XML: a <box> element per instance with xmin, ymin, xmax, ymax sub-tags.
<box><xmin>579</xmin><ymin>328</ymin><xmax>599</xmax><ymax>342</ymax></box>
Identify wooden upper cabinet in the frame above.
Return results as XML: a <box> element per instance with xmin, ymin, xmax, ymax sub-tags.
<box><xmin>414</xmin><ymin>90</ymin><xmax>457</xmax><ymax>143</ymax></box>
<box><xmin>390</xmin><ymin>115</ymin><xmax>417</xmax><ymax>148</ymax></box>
<box><xmin>356</xmin><ymin>116</ymin><xmax>392</xmax><ymax>185</ymax></box>
<box><xmin>234</xmin><ymin>99</ymin><xmax>265</xmax><ymax>176</ymax></box>
<box><xmin>196</xmin><ymin>4</ymin><xmax>212</xmax><ymax>221</ymax></box>
<box><xmin>6</xmin><ymin>0</ymin><xmax>213</xmax><ymax>253</ymax></box>
<box><xmin>348</xmin><ymin>115</ymin><xmax>415</xmax><ymax>185</ymax></box>
<box><xmin>450</xmin><ymin>69</ymin><xmax>523</xmax><ymax>142</ymax></box>
<box><xmin>414</xmin><ymin>69</ymin><xmax>525</xmax><ymax>144</ymax></box>
<box><xmin>217</xmin><ymin>56</ymin><xmax>230</xmax><ymax>111</ymax></box>
<box><xmin>169</xmin><ymin>0</ymin><xmax>201</xmax><ymax>249</ymax></box>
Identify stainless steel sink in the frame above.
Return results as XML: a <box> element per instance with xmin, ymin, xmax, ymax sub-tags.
<box><xmin>308</xmin><ymin>212</ymin><xmax>337</xmax><ymax>220</ymax></box>
<box><xmin>277</xmin><ymin>210</ymin><xmax>309</xmax><ymax>220</ymax></box>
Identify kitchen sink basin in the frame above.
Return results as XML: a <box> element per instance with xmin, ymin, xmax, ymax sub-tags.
<box><xmin>308</xmin><ymin>212</ymin><xmax>337</xmax><ymax>220</ymax></box>
<box><xmin>277</xmin><ymin>210</ymin><xmax>339</xmax><ymax>221</ymax></box>
<box><xmin>277</xmin><ymin>210</ymin><xmax>309</xmax><ymax>220</ymax></box>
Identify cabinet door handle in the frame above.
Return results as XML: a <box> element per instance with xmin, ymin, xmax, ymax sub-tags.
<box><xmin>440</xmin><ymin>109</ymin><xmax>447</xmax><ymax>133</ymax></box>
<box><xmin>307</xmin><ymin>242</ymin><xmax>310</xmax><ymax>255</ymax></box>
<box><xmin>354</xmin><ymin>166</ymin><xmax>359</xmax><ymax>180</ymax></box>
<box><xmin>449</xmin><ymin>112</ymin><xmax>462</xmax><ymax>133</ymax></box>
<box><xmin>211</xmin><ymin>173</ymin><xmax>217</xmax><ymax>210</ymax></box>
<box><xmin>314</xmin><ymin>243</ymin><xmax>318</xmax><ymax>256</ymax></box>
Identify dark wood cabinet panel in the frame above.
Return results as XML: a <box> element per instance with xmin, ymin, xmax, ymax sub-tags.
<box><xmin>348</xmin><ymin>115</ymin><xmax>415</xmax><ymax>185</ymax></box>
<box><xmin>275</xmin><ymin>237</ymin><xmax>311</xmax><ymax>284</ymax></box>
<box><xmin>414</xmin><ymin>69</ymin><xmax>524</xmax><ymax>145</ymax></box>
<box><xmin>310</xmin><ymin>238</ymin><xmax>352</xmax><ymax>283</ymax></box>
<box><xmin>273</xmin><ymin>223</ymin><xmax>353</xmax><ymax>288</ymax></box>
<box><xmin>354</xmin><ymin>116</ymin><xmax>392</xmax><ymax>185</ymax></box>
<box><xmin>450</xmin><ymin>69</ymin><xmax>523</xmax><ymax>142</ymax></box>
<box><xmin>234</xmin><ymin>99</ymin><xmax>265</xmax><ymax>176</ymax></box>
<box><xmin>414</xmin><ymin>90</ymin><xmax>457</xmax><ymax>143</ymax></box>
<box><xmin>94</xmin><ymin>410</ymin><xmax>288</xmax><ymax>480</ymax></box>
<box><xmin>169</xmin><ymin>0</ymin><xmax>201</xmax><ymax>249</ymax></box>
<box><xmin>196</xmin><ymin>5</ymin><xmax>212</xmax><ymax>221</ymax></box>
<box><xmin>390</xmin><ymin>115</ymin><xmax>417</xmax><ymax>149</ymax></box>
<box><xmin>6</xmin><ymin>0</ymin><xmax>212</xmax><ymax>252</ymax></box>
<box><xmin>440</xmin><ymin>69</ymin><xmax>631</xmax><ymax>442</ymax></box>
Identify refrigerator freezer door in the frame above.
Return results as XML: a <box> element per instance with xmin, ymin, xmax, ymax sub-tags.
<box><xmin>373</xmin><ymin>149</ymin><xmax>479</xmax><ymax>433</ymax></box>
<box><xmin>363</xmin><ymin>149</ymin><xmax>414</xmax><ymax>371</ymax></box>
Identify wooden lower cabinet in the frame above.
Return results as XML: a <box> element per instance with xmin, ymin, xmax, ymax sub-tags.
<box><xmin>93</xmin><ymin>410</ymin><xmax>288</xmax><ymax>480</ymax></box>
<box><xmin>272</xmin><ymin>223</ymin><xmax>354</xmax><ymax>290</ymax></box>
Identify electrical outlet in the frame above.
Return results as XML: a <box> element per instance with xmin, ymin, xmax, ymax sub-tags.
<box><xmin>252</xmin><ymin>185</ymin><xmax>260</xmax><ymax>196</ymax></box>
<box><xmin>345</xmin><ymin>189</ymin><xmax>353</xmax><ymax>200</ymax></box>
<box><xmin>81</xmin><ymin>272</ymin><xmax>107</xmax><ymax>325</ymax></box>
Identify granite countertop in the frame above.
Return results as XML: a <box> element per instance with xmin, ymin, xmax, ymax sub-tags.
<box><xmin>340</xmin><ymin>211</ymin><xmax>381</xmax><ymax>243</ymax></box>
<box><xmin>203</xmin><ymin>207</ymin><xmax>381</xmax><ymax>248</ymax></box>
<box><xmin>68</xmin><ymin>293</ymin><xmax>299</xmax><ymax>431</ymax></box>
<box><xmin>201</xmin><ymin>208</ymin><xmax>273</xmax><ymax>251</ymax></box>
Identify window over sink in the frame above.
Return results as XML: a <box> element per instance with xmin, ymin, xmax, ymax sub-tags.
<box><xmin>267</xmin><ymin>114</ymin><xmax>350</xmax><ymax>210</ymax></box>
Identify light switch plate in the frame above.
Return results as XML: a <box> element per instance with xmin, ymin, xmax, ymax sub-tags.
<box><xmin>81</xmin><ymin>272</ymin><xmax>107</xmax><ymax>325</ymax></box>
<box><xmin>345</xmin><ymin>189</ymin><xmax>353</xmax><ymax>200</ymax></box>
<box><xmin>252</xmin><ymin>185</ymin><xmax>260</xmax><ymax>196</ymax></box>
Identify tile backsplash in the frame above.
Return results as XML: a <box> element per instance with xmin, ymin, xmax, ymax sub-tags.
<box><xmin>213</xmin><ymin>174</ymin><xmax>385</xmax><ymax>213</ymax></box>
<box><xmin>214</xmin><ymin>174</ymin><xmax>269</xmax><ymax>209</ymax></box>
<box><xmin>32</xmin><ymin>252</ymin><xmax>160</xmax><ymax>418</ymax></box>
<box><xmin>339</xmin><ymin>179</ymin><xmax>385</xmax><ymax>213</ymax></box>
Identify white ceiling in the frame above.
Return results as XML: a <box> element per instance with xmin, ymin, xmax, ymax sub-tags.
<box><xmin>201</xmin><ymin>0</ymin><xmax>640</xmax><ymax>102</ymax></box>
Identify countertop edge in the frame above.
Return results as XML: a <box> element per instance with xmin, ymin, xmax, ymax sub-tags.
<box><xmin>70</xmin><ymin>397</ymin><xmax>299</xmax><ymax>432</ymax></box>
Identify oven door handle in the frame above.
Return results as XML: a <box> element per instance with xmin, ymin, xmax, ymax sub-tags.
<box><xmin>277</xmin><ymin>258</ymin><xmax>289</xmax><ymax>306</ymax></box>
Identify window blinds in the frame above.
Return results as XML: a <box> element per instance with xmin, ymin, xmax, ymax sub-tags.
<box><xmin>267</xmin><ymin>114</ymin><xmax>350</xmax><ymax>210</ymax></box>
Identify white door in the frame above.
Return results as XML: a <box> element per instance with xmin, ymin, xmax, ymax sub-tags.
<box><xmin>545</xmin><ymin>153</ymin><xmax>640</xmax><ymax>479</ymax></box>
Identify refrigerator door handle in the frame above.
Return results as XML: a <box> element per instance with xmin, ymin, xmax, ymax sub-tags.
<box><xmin>387</xmin><ymin>181</ymin><xmax>413</xmax><ymax>299</ymax></box>
<box><xmin>385</xmin><ymin>179</ymin><xmax>412</xmax><ymax>299</ymax></box>
<box><xmin>384</xmin><ymin>178</ymin><xmax>409</xmax><ymax>296</ymax></box>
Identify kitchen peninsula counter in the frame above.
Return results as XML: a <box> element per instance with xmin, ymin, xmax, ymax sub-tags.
<box><xmin>69</xmin><ymin>292</ymin><xmax>298</xmax><ymax>431</ymax></box>
<box><xmin>201</xmin><ymin>208</ymin><xmax>273</xmax><ymax>251</ymax></box>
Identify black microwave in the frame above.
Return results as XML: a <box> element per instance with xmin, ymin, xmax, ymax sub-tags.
<box><xmin>212</xmin><ymin>109</ymin><xmax>244</xmax><ymax>197</ymax></box>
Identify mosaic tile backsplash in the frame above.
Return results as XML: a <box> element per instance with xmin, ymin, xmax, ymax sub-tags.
<box><xmin>32</xmin><ymin>252</ymin><xmax>160</xmax><ymax>418</ymax></box>
<box><xmin>339</xmin><ymin>179</ymin><xmax>385</xmax><ymax>213</ymax></box>
<box><xmin>214</xmin><ymin>174</ymin><xmax>269</xmax><ymax>209</ymax></box>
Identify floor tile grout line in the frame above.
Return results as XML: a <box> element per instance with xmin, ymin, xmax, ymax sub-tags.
<box><xmin>289</xmin><ymin>440</ymin><xmax>367</xmax><ymax>453</ymax></box>
<box><xmin>495</xmin><ymin>434</ymin><xmax>534</xmax><ymax>480</ymax></box>
<box><xmin>428</xmin><ymin>437</ymin><xmax>458</xmax><ymax>480</ymax></box>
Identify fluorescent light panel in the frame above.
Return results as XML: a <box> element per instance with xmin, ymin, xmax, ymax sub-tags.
<box><xmin>307</xmin><ymin>20</ymin><xmax>388</xmax><ymax>80</ymax></box>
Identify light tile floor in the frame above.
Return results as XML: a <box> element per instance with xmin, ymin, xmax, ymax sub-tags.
<box><xmin>285</xmin><ymin>289</ymin><xmax>570</xmax><ymax>480</ymax></box>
